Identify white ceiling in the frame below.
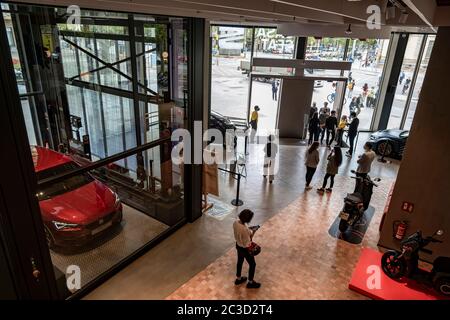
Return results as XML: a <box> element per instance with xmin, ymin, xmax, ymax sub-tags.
<box><xmin>8</xmin><ymin>0</ymin><xmax>447</xmax><ymax>36</ymax></box>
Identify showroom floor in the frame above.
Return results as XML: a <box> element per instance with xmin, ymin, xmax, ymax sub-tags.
<box><xmin>85</xmin><ymin>133</ymin><xmax>400</xmax><ymax>300</ymax></box>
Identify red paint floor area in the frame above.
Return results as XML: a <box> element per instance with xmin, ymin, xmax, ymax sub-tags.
<box><xmin>349</xmin><ymin>248</ymin><xmax>446</xmax><ymax>300</ymax></box>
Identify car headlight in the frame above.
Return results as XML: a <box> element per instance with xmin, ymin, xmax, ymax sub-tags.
<box><xmin>369</xmin><ymin>135</ymin><xmax>376</xmax><ymax>140</ymax></box>
<box><xmin>115</xmin><ymin>193</ymin><xmax>121</xmax><ymax>208</ymax></box>
<box><xmin>52</xmin><ymin>221</ymin><xmax>80</xmax><ymax>231</ymax></box>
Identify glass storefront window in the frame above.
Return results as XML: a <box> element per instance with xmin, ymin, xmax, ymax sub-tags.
<box><xmin>387</xmin><ymin>34</ymin><xmax>425</xmax><ymax>129</ymax></box>
<box><xmin>210</xmin><ymin>26</ymin><xmax>253</xmax><ymax>119</ymax></box>
<box><xmin>306</xmin><ymin>37</ymin><xmax>347</xmax><ymax>61</ymax></box>
<box><xmin>253</xmin><ymin>28</ymin><xmax>295</xmax><ymax>59</ymax></box>
<box><xmin>403</xmin><ymin>35</ymin><xmax>435</xmax><ymax>130</ymax></box>
<box><xmin>2</xmin><ymin>2</ymin><xmax>189</xmax><ymax>298</ymax></box>
<box><xmin>345</xmin><ymin>38</ymin><xmax>390</xmax><ymax>130</ymax></box>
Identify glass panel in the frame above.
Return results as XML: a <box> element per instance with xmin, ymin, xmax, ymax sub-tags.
<box><xmin>387</xmin><ymin>34</ymin><xmax>424</xmax><ymax>129</ymax></box>
<box><xmin>306</xmin><ymin>37</ymin><xmax>347</xmax><ymax>61</ymax></box>
<box><xmin>403</xmin><ymin>35</ymin><xmax>436</xmax><ymax>130</ymax></box>
<box><xmin>210</xmin><ymin>26</ymin><xmax>253</xmax><ymax>119</ymax></box>
<box><xmin>253</xmin><ymin>28</ymin><xmax>295</xmax><ymax>59</ymax></box>
<box><xmin>34</xmin><ymin>145</ymin><xmax>182</xmax><ymax>294</ymax></box>
<box><xmin>2</xmin><ymin>2</ymin><xmax>188</xmax><ymax>299</ymax></box>
<box><xmin>249</xmin><ymin>77</ymin><xmax>280</xmax><ymax>134</ymax></box>
<box><xmin>345</xmin><ymin>38</ymin><xmax>390</xmax><ymax>130</ymax></box>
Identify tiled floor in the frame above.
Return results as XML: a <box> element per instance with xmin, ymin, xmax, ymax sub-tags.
<box><xmin>167</xmin><ymin>176</ymin><xmax>394</xmax><ymax>300</ymax></box>
<box><xmin>86</xmin><ymin>133</ymin><xmax>400</xmax><ymax>300</ymax></box>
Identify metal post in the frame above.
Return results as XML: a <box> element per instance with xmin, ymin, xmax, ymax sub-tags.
<box><xmin>244</xmin><ymin>135</ymin><xmax>248</xmax><ymax>155</ymax></box>
<box><xmin>378</xmin><ymin>141</ymin><xmax>389</xmax><ymax>163</ymax></box>
<box><xmin>231</xmin><ymin>172</ymin><xmax>243</xmax><ymax>206</ymax></box>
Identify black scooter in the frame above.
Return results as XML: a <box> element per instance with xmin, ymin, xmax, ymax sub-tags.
<box><xmin>338</xmin><ymin>170</ymin><xmax>380</xmax><ymax>232</ymax></box>
<box><xmin>381</xmin><ymin>230</ymin><xmax>450</xmax><ymax>296</ymax></box>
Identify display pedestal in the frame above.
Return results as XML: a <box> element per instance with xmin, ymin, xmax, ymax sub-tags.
<box><xmin>349</xmin><ymin>248</ymin><xmax>447</xmax><ymax>300</ymax></box>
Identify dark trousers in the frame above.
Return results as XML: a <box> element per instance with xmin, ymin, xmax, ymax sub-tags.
<box><xmin>348</xmin><ymin>134</ymin><xmax>356</xmax><ymax>155</ymax></box>
<box><xmin>322</xmin><ymin>173</ymin><xmax>335</xmax><ymax>188</ymax></box>
<box><xmin>336</xmin><ymin>129</ymin><xmax>344</xmax><ymax>146</ymax></box>
<box><xmin>319</xmin><ymin>127</ymin><xmax>326</xmax><ymax>143</ymax></box>
<box><xmin>272</xmin><ymin>90</ymin><xmax>277</xmax><ymax>100</ymax></box>
<box><xmin>305</xmin><ymin>166</ymin><xmax>317</xmax><ymax>186</ymax></box>
<box><xmin>236</xmin><ymin>244</ymin><xmax>256</xmax><ymax>281</ymax></box>
<box><xmin>326</xmin><ymin>129</ymin><xmax>335</xmax><ymax>146</ymax></box>
<box><xmin>308</xmin><ymin>129</ymin><xmax>319</xmax><ymax>144</ymax></box>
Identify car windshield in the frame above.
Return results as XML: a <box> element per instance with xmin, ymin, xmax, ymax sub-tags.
<box><xmin>36</xmin><ymin>162</ymin><xmax>93</xmax><ymax>201</ymax></box>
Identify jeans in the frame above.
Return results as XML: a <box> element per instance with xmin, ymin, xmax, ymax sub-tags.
<box><xmin>305</xmin><ymin>166</ymin><xmax>317</xmax><ymax>186</ymax></box>
<box><xmin>319</xmin><ymin>127</ymin><xmax>326</xmax><ymax>144</ymax></box>
<box><xmin>322</xmin><ymin>173</ymin><xmax>335</xmax><ymax>189</ymax></box>
<box><xmin>236</xmin><ymin>244</ymin><xmax>256</xmax><ymax>281</ymax></box>
<box><xmin>348</xmin><ymin>134</ymin><xmax>356</xmax><ymax>155</ymax></box>
<box><xmin>326</xmin><ymin>129</ymin><xmax>335</xmax><ymax>146</ymax></box>
<box><xmin>272</xmin><ymin>90</ymin><xmax>277</xmax><ymax>100</ymax></box>
<box><xmin>308</xmin><ymin>129</ymin><xmax>319</xmax><ymax>144</ymax></box>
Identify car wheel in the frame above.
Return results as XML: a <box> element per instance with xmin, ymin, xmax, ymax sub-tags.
<box><xmin>377</xmin><ymin>141</ymin><xmax>393</xmax><ymax>157</ymax></box>
<box><xmin>434</xmin><ymin>277</ymin><xmax>450</xmax><ymax>296</ymax></box>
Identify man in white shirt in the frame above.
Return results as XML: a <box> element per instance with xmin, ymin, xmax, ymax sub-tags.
<box><xmin>356</xmin><ymin>142</ymin><xmax>376</xmax><ymax>178</ymax></box>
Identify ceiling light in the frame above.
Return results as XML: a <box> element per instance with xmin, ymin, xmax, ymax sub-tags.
<box><xmin>345</xmin><ymin>24</ymin><xmax>352</xmax><ymax>35</ymax></box>
<box><xmin>386</xmin><ymin>1</ymin><xmax>396</xmax><ymax>20</ymax></box>
<box><xmin>398</xmin><ymin>11</ymin><xmax>409</xmax><ymax>24</ymax></box>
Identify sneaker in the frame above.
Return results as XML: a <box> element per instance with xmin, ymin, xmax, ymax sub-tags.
<box><xmin>317</xmin><ymin>188</ymin><xmax>325</xmax><ymax>193</ymax></box>
<box><xmin>326</xmin><ymin>188</ymin><xmax>333</xmax><ymax>192</ymax></box>
<box><xmin>247</xmin><ymin>281</ymin><xmax>261</xmax><ymax>289</ymax></box>
<box><xmin>235</xmin><ymin>277</ymin><xmax>247</xmax><ymax>285</ymax></box>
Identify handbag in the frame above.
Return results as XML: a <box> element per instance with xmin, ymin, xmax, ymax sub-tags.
<box><xmin>247</xmin><ymin>242</ymin><xmax>261</xmax><ymax>256</ymax></box>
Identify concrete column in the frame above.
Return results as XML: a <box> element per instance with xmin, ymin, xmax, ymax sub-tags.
<box><xmin>378</xmin><ymin>27</ymin><xmax>450</xmax><ymax>260</ymax></box>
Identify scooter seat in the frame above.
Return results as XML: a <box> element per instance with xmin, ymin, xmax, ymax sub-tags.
<box><xmin>345</xmin><ymin>193</ymin><xmax>362</xmax><ymax>203</ymax></box>
<box><xmin>433</xmin><ymin>257</ymin><xmax>450</xmax><ymax>273</ymax></box>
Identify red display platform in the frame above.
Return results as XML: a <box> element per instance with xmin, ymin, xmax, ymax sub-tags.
<box><xmin>349</xmin><ymin>248</ymin><xmax>447</xmax><ymax>300</ymax></box>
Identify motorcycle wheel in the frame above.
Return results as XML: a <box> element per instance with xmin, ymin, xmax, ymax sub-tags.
<box><xmin>434</xmin><ymin>277</ymin><xmax>450</xmax><ymax>296</ymax></box>
<box><xmin>381</xmin><ymin>251</ymin><xmax>406</xmax><ymax>279</ymax></box>
<box><xmin>338</xmin><ymin>219</ymin><xmax>348</xmax><ymax>233</ymax></box>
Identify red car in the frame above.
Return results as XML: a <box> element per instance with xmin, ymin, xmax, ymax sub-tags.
<box><xmin>32</xmin><ymin>146</ymin><xmax>123</xmax><ymax>248</ymax></box>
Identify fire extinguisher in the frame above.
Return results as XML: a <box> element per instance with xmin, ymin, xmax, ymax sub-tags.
<box><xmin>393</xmin><ymin>220</ymin><xmax>408</xmax><ymax>240</ymax></box>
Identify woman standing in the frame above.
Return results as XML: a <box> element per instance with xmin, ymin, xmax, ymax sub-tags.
<box><xmin>308</xmin><ymin>112</ymin><xmax>320</xmax><ymax>145</ymax></box>
<box><xmin>304</xmin><ymin>141</ymin><xmax>320</xmax><ymax>190</ymax></box>
<box><xmin>317</xmin><ymin>146</ymin><xmax>342</xmax><ymax>193</ymax></box>
<box><xmin>233</xmin><ymin>209</ymin><xmax>261</xmax><ymax>289</ymax></box>
<box><xmin>336</xmin><ymin>115</ymin><xmax>348</xmax><ymax>147</ymax></box>
<box><xmin>263</xmin><ymin>135</ymin><xmax>278</xmax><ymax>183</ymax></box>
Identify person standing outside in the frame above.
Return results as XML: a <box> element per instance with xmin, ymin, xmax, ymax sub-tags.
<box><xmin>356</xmin><ymin>142</ymin><xmax>376</xmax><ymax>178</ymax></box>
<box><xmin>346</xmin><ymin>112</ymin><xmax>359</xmax><ymax>157</ymax></box>
<box><xmin>317</xmin><ymin>146</ymin><xmax>342</xmax><ymax>193</ymax></box>
<box><xmin>272</xmin><ymin>80</ymin><xmax>279</xmax><ymax>101</ymax></box>
<box><xmin>320</xmin><ymin>101</ymin><xmax>330</xmax><ymax>115</ymax></box>
<box><xmin>263</xmin><ymin>135</ymin><xmax>278</xmax><ymax>183</ymax></box>
<box><xmin>308</xmin><ymin>112</ymin><xmax>320</xmax><ymax>145</ymax></box>
<box><xmin>304</xmin><ymin>141</ymin><xmax>320</xmax><ymax>190</ymax></box>
<box><xmin>249</xmin><ymin>105</ymin><xmax>260</xmax><ymax>143</ymax></box>
<box><xmin>347</xmin><ymin>80</ymin><xmax>355</xmax><ymax>98</ymax></box>
<box><xmin>399</xmin><ymin>71</ymin><xmax>405</xmax><ymax>85</ymax></box>
<box><xmin>325</xmin><ymin>110</ymin><xmax>338</xmax><ymax>148</ymax></box>
<box><xmin>233</xmin><ymin>209</ymin><xmax>261</xmax><ymax>288</ymax></box>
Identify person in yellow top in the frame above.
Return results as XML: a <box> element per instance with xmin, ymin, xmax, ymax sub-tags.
<box><xmin>336</xmin><ymin>115</ymin><xmax>348</xmax><ymax>147</ymax></box>
<box><xmin>249</xmin><ymin>106</ymin><xmax>260</xmax><ymax>142</ymax></box>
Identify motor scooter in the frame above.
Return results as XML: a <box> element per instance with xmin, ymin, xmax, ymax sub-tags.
<box><xmin>338</xmin><ymin>170</ymin><xmax>380</xmax><ymax>232</ymax></box>
<box><xmin>381</xmin><ymin>230</ymin><xmax>450</xmax><ymax>296</ymax></box>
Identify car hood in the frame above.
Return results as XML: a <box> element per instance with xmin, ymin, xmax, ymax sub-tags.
<box><xmin>372</xmin><ymin>129</ymin><xmax>408</xmax><ymax>139</ymax></box>
<box><xmin>39</xmin><ymin>180</ymin><xmax>117</xmax><ymax>225</ymax></box>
